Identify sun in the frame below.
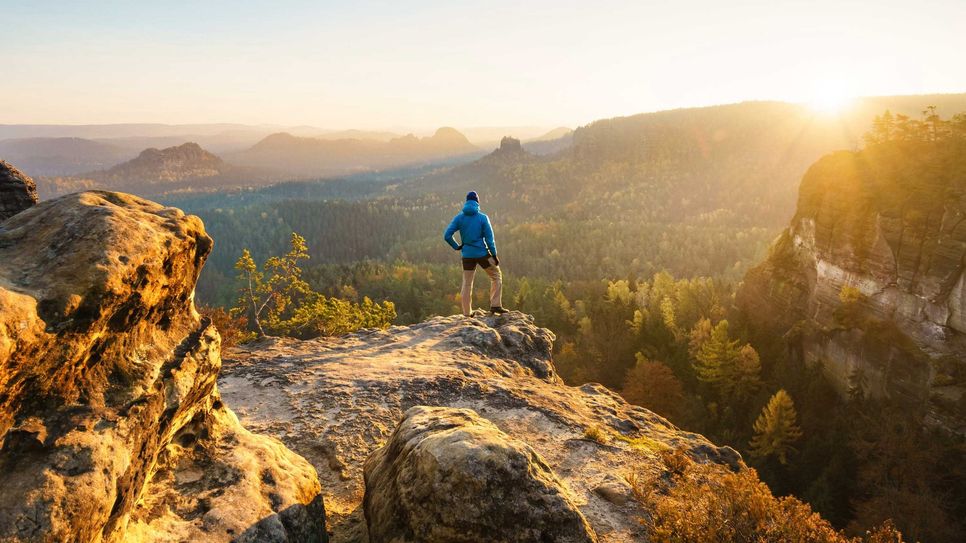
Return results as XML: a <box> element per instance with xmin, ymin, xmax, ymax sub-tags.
<box><xmin>806</xmin><ymin>86</ymin><xmax>855</xmax><ymax>115</ymax></box>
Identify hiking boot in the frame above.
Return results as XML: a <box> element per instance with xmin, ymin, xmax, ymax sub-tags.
<box><xmin>490</xmin><ymin>306</ymin><xmax>509</xmax><ymax>315</ymax></box>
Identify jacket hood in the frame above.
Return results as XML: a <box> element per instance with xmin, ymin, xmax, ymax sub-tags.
<box><xmin>462</xmin><ymin>200</ymin><xmax>480</xmax><ymax>215</ymax></box>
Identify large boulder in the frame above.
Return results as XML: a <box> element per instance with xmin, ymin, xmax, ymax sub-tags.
<box><xmin>0</xmin><ymin>160</ymin><xmax>38</xmax><ymax>221</ymax></box>
<box><xmin>363</xmin><ymin>406</ymin><xmax>598</xmax><ymax>543</ymax></box>
<box><xmin>0</xmin><ymin>191</ymin><xmax>326</xmax><ymax>542</ymax></box>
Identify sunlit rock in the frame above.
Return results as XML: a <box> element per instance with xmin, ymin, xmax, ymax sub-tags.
<box><xmin>0</xmin><ymin>191</ymin><xmax>326</xmax><ymax>542</ymax></box>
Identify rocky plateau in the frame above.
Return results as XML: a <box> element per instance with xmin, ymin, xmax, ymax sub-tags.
<box><xmin>221</xmin><ymin>311</ymin><xmax>742</xmax><ymax>542</ymax></box>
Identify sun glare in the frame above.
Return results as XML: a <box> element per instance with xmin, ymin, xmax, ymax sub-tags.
<box><xmin>806</xmin><ymin>87</ymin><xmax>855</xmax><ymax>115</ymax></box>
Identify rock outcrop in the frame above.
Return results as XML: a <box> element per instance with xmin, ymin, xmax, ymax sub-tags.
<box><xmin>221</xmin><ymin>312</ymin><xmax>742</xmax><ymax>542</ymax></box>
<box><xmin>363</xmin><ymin>406</ymin><xmax>597</xmax><ymax>543</ymax></box>
<box><xmin>97</xmin><ymin>142</ymin><xmax>226</xmax><ymax>184</ymax></box>
<box><xmin>739</xmin><ymin>149</ymin><xmax>966</xmax><ymax>434</ymax></box>
<box><xmin>495</xmin><ymin>136</ymin><xmax>524</xmax><ymax>155</ymax></box>
<box><xmin>0</xmin><ymin>160</ymin><xmax>38</xmax><ymax>221</ymax></box>
<box><xmin>0</xmin><ymin>191</ymin><xmax>326</xmax><ymax>542</ymax></box>
<box><xmin>483</xmin><ymin>136</ymin><xmax>532</xmax><ymax>163</ymax></box>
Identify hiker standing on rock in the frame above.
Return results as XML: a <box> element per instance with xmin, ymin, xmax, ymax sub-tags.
<box><xmin>443</xmin><ymin>191</ymin><xmax>508</xmax><ymax>316</ymax></box>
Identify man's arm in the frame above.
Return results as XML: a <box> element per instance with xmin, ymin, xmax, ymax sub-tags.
<box><xmin>482</xmin><ymin>215</ymin><xmax>497</xmax><ymax>256</ymax></box>
<box><xmin>443</xmin><ymin>215</ymin><xmax>462</xmax><ymax>250</ymax></box>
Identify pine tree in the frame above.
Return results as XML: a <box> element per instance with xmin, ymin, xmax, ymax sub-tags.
<box><xmin>659</xmin><ymin>296</ymin><xmax>681</xmax><ymax>340</ymax></box>
<box><xmin>733</xmin><ymin>344</ymin><xmax>763</xmax><ymax>403</ymax></box>
<box><xmin>750</xmin><ymin>389</ymin><xmax>803</xmax><ymax>464</ymax></box>
<box><xmin>687</xmin><ymin>318</ymin><xmax>713</xmax><ymax>359</ymax></box>
<box><xmin>691</xmin><ymin>319</ymin><xmax>762</xmax><ymax>401</ymax></box>
<box><xmin>233</xmin><ymin>232</ymin><xmax>311</xmax><ymax>336</ymax></box>
<box><xmin>693</xmin><ymin>320</ymin><xmax>740</xmax><ymax>387</ymax></box>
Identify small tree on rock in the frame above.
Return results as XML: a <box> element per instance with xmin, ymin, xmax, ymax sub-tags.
<box><xmin>233</xmin><ymin>232</ymin><xmax>312</xmax><ymax>336</ymax></box>
<box><xmin>232</xmin><ymin>232</ymin><xmax>395</xmax><ymax>339</ymax></box>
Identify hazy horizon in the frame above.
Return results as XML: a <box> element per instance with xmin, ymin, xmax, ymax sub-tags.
<box><xmin>5</xmin><ymin>0</ymin><xmax>966</xmax><ymax>129</ymax></box>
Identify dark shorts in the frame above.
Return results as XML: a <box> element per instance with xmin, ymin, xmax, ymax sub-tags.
<box><xmin>462</xmin><ymin>257</ymin><xmax>494</xmax><ymax>271</ymax></box>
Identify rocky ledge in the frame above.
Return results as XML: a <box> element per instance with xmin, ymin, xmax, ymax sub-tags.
<box><xmin>0</xmin><ymin>191</ymin><xmax>325</xmax><ymax>542</ymax></box>
<box><xmin>222</xmin><ymin>312</ymin><xmax>742</xmax><ymax>542</ymax></box>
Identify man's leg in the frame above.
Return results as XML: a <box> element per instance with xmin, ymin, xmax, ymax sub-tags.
<box><xmin>461</xmin><ymin>269</ymin><xmax>475</xmax><ymax>316</ymax></box>
<box><xmin>484</xmin><ymin>264</ymin><xmax>503</xmax><ymax>309</ymax></box>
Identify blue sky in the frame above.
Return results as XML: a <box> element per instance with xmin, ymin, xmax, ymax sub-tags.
<box><xmin>3</xmin><ymin>0</ymin><xmax>965</xmax><ymax>128</ymax></box>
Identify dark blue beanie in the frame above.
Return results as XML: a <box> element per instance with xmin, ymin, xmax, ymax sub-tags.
<box><xmin>466</xmin><ymin>191</ymin><xmax>479</xmax><ymax>203</ymax></box>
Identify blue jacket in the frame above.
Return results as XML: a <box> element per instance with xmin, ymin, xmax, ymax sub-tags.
<box><xmin>443</xmin><ymin>200</ymin><xmax>497</xmax><ymax>259</ymax></box>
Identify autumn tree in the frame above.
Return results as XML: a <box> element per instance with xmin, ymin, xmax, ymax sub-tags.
<box><xmin>621</xmin><ymin>354</ymin><xmax>685</xmax><ymax>420</ymax></box>
<box><xmin>750</xmin><ymin>389</ymin><xmax>803</xmax><ymax>464</ymax></box>
<box><xmin>733</xmin><ymin>344</ymin><xmax>763</xmax><ymax>403</ymax></box>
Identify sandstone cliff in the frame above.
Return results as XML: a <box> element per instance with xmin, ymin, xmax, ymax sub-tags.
<box><xmin>221</xmin><ymin>312</ymin><xmax>742</xmax><ymax>542</ymax></box>
<box><xmin>0</xmin><ymin>191</ymin><xmax>326</xmax><ymax>542</ymax></box>
<box><xmin>739</xmin><ymin>146</ymin><xmax>966</xmax><ymax>435</ymax></box>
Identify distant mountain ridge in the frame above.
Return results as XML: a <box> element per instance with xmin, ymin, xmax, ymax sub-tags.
<box><xmin>34</xmin><ymin>142</ymin><xmax>273</xmax><ymax>198</ymax></box>
<box><xmin>0</xmin><ymin>137</ymin><xmax>136</xmax><ymax>176</ymax></box>
<box><xmin>230</xmin><ymin>127</ymin><xmax>480</xmax><ymax>178</ymax></box>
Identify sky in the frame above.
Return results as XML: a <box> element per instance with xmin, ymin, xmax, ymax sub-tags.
<box><xmin>3</xmin><ymin>0</ymin><xmax>965</xmax><ymax>130</ymax></box>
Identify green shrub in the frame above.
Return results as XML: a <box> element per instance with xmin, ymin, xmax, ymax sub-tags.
<box><xmin>232</xmin><ymin>232</ymin><xmax>395</xmax><ymax>339</ymax></box>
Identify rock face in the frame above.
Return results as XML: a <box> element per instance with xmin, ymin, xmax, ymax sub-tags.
<box><xmin>221</xmin><ymin>312</ymin><xmax>742</xmax><ymax>542</ymax></box>
<box><xmin>0</xmin><ymin>191</ymin><xmax>326</xmax><ymax>542</ymax></box>
<box><xmin>739</xmin><ymin>149</ymin><xmax>966</xmax><ymax>434</ymax></box>
<box><xmin>496</xmin><ymin>136</ymin><xmax>524</xmax><ymax>154</ymax></box>
<box><xmin>0</xmin><ymin>160</ymin><xmax>38</xmax><ymax>221</ymax></box>
<box><xmin>363</xmin><ymin>406</ymin><xmax>598</xmax><ymax>543</ymax></box>
<box><xmin>484</xmin><ymin>136</ymin><xmax>531</xmax><ymax>163</ymax></box>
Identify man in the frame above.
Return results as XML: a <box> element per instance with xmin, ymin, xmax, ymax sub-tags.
<box><xmin>443</xmin><ymin>191</ymin><xmax>508</xmax><ymax>316</ymax></box>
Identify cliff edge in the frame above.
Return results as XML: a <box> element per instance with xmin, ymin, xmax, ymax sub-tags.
<box><xmin>738</xmin><ymin>146</ymin><xmax>966</xmax><ymax>435</ymax></box>
<box><xmin>222</xmin><ymin>312</ymin><xmax>742</xmax><ymax>542</ymax></box>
